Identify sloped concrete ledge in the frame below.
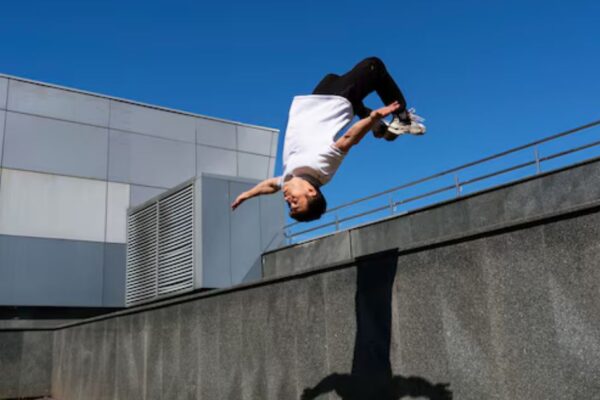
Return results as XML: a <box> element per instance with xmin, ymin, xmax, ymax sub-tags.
<box><xmin>263</xmin><ymin>157</ymin><xmax>600</xmax><ymax>278</ymax></box>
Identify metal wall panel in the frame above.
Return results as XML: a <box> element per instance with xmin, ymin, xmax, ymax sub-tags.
<box><xmin>196</xmin><ymin>145</ymin><xmax>237</xmax><ymax>177</ymax></box>
<box><xmin>126</xmin><ymin>184</ymin><xmax>195</xmax><ymax>306</ymax></box>
<box><xmin>229</xmin><ymin>181</ymin><xmax>262</xmax><ymax>284</ymax></box>
<box><xmin>270</xmin><ymin>132</ymin><xmax>279</xmax><ymax>157</ymax></box>
<box><xmin>237</xmin><ymin>125</ymin><xmax>273</xmax><ymax>156</ymax></box>
<box><xmin>201</xmin><ymin>176</ymin><xmax>232</xmax><ymax>288</ymax></box>
<box><xmin>0</xmin><ymin>169</ymin><xmax>107</xmax><ymax>242</ymax></box>
<box><xmin>7</xmin><ymin>79</ymin><xmax>109</xmax><ymax>126</ymax></box>
<box><xmin>0</xmin><ymin>234</ymin><xmax>104</xmax><ymax>306</ymax></box>
<box><xmin>108</xmin><ymin>129</ymin><xmax>195</xmax><ymax>188</ymax></box>
<box><xmin>156</xmin><ymin>185</ymin><xmax>194</xmax><ymax>296</ymax></box>
<box><xmin>0</xmin><ymin>111</ymin><xmax>5</xmax><ymax>165</ymax></box>
<box><xmin>196</xmin><ymin>117</ymin><xmax>237</xmax><ymax>149</ymax></box>
<box><xmin>237</xmin><ymin>152</ymin><xmax>269</xmax><ymax>180</ymax></box>
<box><xmin>126</xmin><ymin>203</ymin><xmax>158</xmax><ymax>305</ymax></box>
<box><xmin>0</xmin><ymin>77</ymin><xmax>7</xmax><ymax>109</ymax></box>
<box><xmin>259</xmin><ymin>194</ymin><xmax>285</xmax><ymax>252</ymax></box>
<box><xmin>106</xmin><ymin>182</ymin><xmax>130</xmax><ymax>244</ymax></box>
<box><xmin>109</xmin><ymin>100</ymin><xmax>196</xmax><ymax>143</ymax></box>
<box><xmin>268</xmin><ymin>157</ymin><xmax>276</xmax><ymax>178</ymax></box>
<box><xmin>3</xmin><ymin>112</ymin><xmax>109</xmax><ymax>179</ymax></box>
<box><xmin>130</xmin><ymin>184</ymin><xmax>166</xmax><ymax>208</ymax></box>
<box><xmin>103</xmin><ymin>243</ymin><xmax>126</xmax><ymax>307</ymax></box>
<box><xmin>0</xmin><ymin>232</ymin><xmax>17</xmax><ymax>302</ymax></box>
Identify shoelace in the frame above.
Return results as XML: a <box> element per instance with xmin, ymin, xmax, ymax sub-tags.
<box><xmin>407</xmin><ymin>108</ymin><xmax>425</xmax><ymax>123</ymax></box>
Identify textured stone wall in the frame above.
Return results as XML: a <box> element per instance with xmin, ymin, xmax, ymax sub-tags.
<box><xmin>46</xmin><ymin>206</ymin><xmax>600</xmax><ymax>399</ymax></box>
<box><xmin>0</xmin><ymin>330</ymin><xmax>52</xmax><ymax>399</ymax></box>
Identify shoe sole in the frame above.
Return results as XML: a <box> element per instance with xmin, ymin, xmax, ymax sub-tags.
<box><xmin>384</xmin><ymin>129</ymin><xmax>426</xmax><ymax>141</ymax></box>
<box><xmin>384</xmin><ymin>131</ymin><xmax>400</xmax><ymax>141</ymax></box>
<box><xmin>387</xmin><ymin>128</ymin><xmax>426</xmax><ymax>136</ymax></box>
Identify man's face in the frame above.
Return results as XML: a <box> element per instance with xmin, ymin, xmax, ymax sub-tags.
<box><xmin>283</xmin><ymin>178</ymin><xmax>313</xmax><ymax>216</ymax></box>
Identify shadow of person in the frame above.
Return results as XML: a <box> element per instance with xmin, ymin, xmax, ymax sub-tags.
<box><xmin>301</xmin><ymin>250</ymin><xmax>453</xmax><ymax>400</ymax></box>
<box><xmin>301</xmin><ymin>373</ymin><xmax>452</xmax><ymax>400</ymax></box>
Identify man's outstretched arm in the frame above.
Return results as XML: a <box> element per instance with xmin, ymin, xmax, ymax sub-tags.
<box><xmin>231</xmin><ymin>177</ymin><xmax>281</xmax><ymax>210</ymax></box>
<box><xmin>334</xmin><ymin>101</ymin><xmax>401</xmax><ymax>152</ymax></box>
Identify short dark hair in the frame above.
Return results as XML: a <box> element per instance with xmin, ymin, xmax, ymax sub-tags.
<box><xmin>290</xmin><ymin>186</ymin><xmax>327</xmax><ymax>222</ymax></box>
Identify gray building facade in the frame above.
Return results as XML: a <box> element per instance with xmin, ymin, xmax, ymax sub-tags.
<box><xmin>0</xmin><ymin>74</ymin><xmax>279</xmax><ymax>309</ymax></box>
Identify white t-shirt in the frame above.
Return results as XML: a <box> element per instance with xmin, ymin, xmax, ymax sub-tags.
<box><xmin>280</xmin><ymin>95</ymin><xmax>354</xmax><ymax>187</ymax></box>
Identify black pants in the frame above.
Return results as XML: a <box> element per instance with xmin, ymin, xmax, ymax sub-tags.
<box><xmin>312</xmin><ymin>57</ymin><xmax>407</xmax><ymax>119</ymax></box>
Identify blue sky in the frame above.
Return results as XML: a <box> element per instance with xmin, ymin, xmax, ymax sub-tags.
<box><xmin>1</xmin><ymin>0</ymin><xmax>599</xmax><ymax>229</ymax></box>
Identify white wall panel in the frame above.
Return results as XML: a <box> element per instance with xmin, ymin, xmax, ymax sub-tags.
<box><xmin>237</xmin><ymin>126</ymin><xmax>273</xmax><ymax>155</ymax></box>
<box><xmin>108</xmin><ymin>130</ymin><xmax>196</xmax><ymax>188</ymax></box>
<box><xmin>0</xmin><ymin>77</ymin><xmax>7</xmax><ymax>109</ymax></box>
<box><xmin>110</xmin><ymin>100</ymin><xmax>196</xmax><ymax>143</ymax></box>
<box><xmin>0</xmin><ymin>111</ymin><xmax>5</xmax><ymax>165</ymax></box>
<box><xmin>270</xmin><ymin>131</ymin><xmax>279</xmax><ymax>157</ymax></box>
<box><xmin>130</xmin><ymin>185</ymin><xmax>166</xmax><ymax>207</ymax></box>
<box><xmin>3</xmin><ymin>112</ymin><xmax>109</xmax><ymax>179</ymax></box>
<box><xmin>268</xmin><ymin>157</ymin><xmax>276</xmax><ymax>178</ymax></box>
<box><xmin>7</xmin><ymin>80</ymin><xmax>109</xmax><ymax>126</ymax></box>
<box><xmin>237</xmin><ymin>153</ymin><xmax>269</xmax><ymax>180</ymax></box>
<box><xmin>196</xmin><ymin>145</ymin><xmax>237</xmax><ymax>176</ymax></box>
<box><xmin>196</xmin><ymin>117</ymin><xmax>237</xmax><ymax>149</ymax></box>
<box><xmin>106</xmin><ymin>182</ymin><xmax>130</xmax><ymax>243</ymax></box>
<box><xmin>0</xmin><ymin>169</ymin><xmax>107</xmax><ymax>242</ymax></box>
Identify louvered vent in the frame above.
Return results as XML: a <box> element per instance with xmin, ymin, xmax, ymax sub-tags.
<box><xmin>126</xmin><ymin>203</ymin><xmax>158</xmax><ymax>305</ymax></box>
<box><xmin>157</xmin><ymin>184</ymin><xmax>194</xmax><ymax>295</ymax></box>
<box><xmin>126</xmin><ymin>184</ymin><xmax>194</xmax><ymax>306</ymax></box>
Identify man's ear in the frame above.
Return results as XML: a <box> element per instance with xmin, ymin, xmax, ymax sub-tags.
<box><xmin>306</xmin><ymin>184</ymin><xmax>318</xmax><ymax>197</ymax></box>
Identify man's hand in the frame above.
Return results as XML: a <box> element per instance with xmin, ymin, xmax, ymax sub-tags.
<box><xmin>370</xmin><ymin>101</ymin><xmax>400</xmax><ymax>120</ymax></box>
<box><xmin>231</xmin><ymin>193</ymin><xmax>249</xmax><ymax>210</ymax></box>
<box><xmin>334</xmin><ymin>101</ymin><xmax>401</xmax><ymax>153</ymax></box>
<box><xmin>230</xmin><ymin>177</ymin><xmax>281</xmax><ymax>211</ymax></box>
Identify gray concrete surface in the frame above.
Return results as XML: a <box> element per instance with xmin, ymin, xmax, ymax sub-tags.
<box><xmin>3</xmin><ymin>158</ymin><xmax>600</xmax><ymax>399</ymax></box>
<box><xmin>42</xmin><ymin>205</ymin><xmax>600</xmax><ymax>399</ymax></box>
<box><xmin>0</xmin><ymin>330</ymin><xmax>52</xmax><ymax>399</ymax></box>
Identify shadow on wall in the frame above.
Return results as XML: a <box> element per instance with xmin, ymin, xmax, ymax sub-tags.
<box><xmin>302</xmin><ymin>251</ymin><xmax>453</xmax><ymax>400</ymax></box>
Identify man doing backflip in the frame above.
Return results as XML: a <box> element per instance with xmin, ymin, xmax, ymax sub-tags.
<box><xmin>231</xmin><ymin>57</ymin><xmax>425</xmax><ymax>222</ymax></box>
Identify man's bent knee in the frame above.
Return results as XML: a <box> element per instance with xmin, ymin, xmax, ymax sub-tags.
<box><xmin>362</xmin><ymin>56</ymin><xmax>385</xmax><ymax>71</ymax></box>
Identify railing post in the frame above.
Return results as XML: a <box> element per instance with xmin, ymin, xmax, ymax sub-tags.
<box><xmin>454</xmin><ymin>174</ymin><xmax>462</xmax><ymax>197</ymax></box>
<box><xmin>534</xmin><ymin>145</ymin><xmax>541</xmax><ymax>174</ymax></box>
<box><xmin>286</xmin><ymin>229</ymin><xmax>292</xmax><ymax>245</ymax></box>
<box><xmin>335</xmin><ymin>214</ymin><xmax>340</xmax><ymax>231</ymax></box>
<box><xmin>389</xmin><ymin>195</ymin><xmax>395</xmax><ymax>215</ymax></box>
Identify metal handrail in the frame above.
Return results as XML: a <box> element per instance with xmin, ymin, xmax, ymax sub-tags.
<box><xmin>283</xmin><ymin>119</ymin><xmax>600</xmax><ymax>240</ymax></box>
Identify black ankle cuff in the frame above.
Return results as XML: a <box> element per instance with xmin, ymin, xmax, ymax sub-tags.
<box><xmin>396</xmin><ymin>110</ymin><xmax>410</xmax><ymax>123</ymax></box>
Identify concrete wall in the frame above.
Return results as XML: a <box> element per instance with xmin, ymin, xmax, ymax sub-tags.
<box><xmin>0</xmin><ymin>74</ymin><xmax>279</xmax><ymax>308</ymax></box>
<box><xmin>42</xmin><ymin>205</ymin><xmax>600</xmax><ymax>400</ymax></box>
<box><xmin>3</xmin><ymin>158</ymin><xmax>600</xmax><ymax>399</ymax></box>
<box><xmin>0</xmin><ymin>330</ymin><xmax>52</xmax><ymax>399</ymax></box>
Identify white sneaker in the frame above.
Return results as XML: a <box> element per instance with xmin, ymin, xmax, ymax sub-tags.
<box><xmin>385</xmin><ymin>108</ymin><xmax>426</xmax><ymax>140</ymax></box>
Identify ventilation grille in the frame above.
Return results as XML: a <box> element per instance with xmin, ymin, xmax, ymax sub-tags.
<box><xmin>157</xmin><ymin>184</ymin><xmax>194</xmax><ymax>295</ymax></box>
<box><xmin>126</xmin><ymin>184</ymin><xmax>194</xmax><ymax>306</ymax></box>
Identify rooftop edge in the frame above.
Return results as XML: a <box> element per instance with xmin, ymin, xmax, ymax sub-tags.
<box><xmin>0</xmin><ymin>72</ymin><xmax>279</xmax><ymax>133</ymax></box>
